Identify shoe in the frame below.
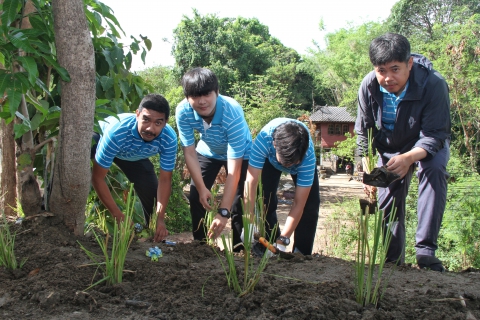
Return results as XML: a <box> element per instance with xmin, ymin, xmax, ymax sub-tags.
<box><xmin>416</xmin><ymin>255</ymin><xmax>445</xmax><ymax>272</ymax></box>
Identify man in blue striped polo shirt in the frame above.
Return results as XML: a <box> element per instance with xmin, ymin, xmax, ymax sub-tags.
<box><xmin>176</xmin><ymin>68</ymin><xmax>252</xmax><ymax>250</ymax></box>
<box><xmin>245</xmin><ymin>118</ymin><xmax>320</xmax><ymax>255</ymax></box>
<box><xmin>91</xmin><ymin>94</ymin><xmax>178</xmax><ymax>243</ymax></box>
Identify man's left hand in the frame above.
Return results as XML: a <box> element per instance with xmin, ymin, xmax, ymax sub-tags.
<box><xmin>154</xmin><ymin>219</ymin><xmax>168</xmax><ymax>242</ymax></box>
<box><xmin>207</xmin><ymin>215</ymin><xmax>228</xmax><ymax>239</ymax></box>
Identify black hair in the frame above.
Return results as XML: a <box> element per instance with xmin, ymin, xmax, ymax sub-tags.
<box><xmin>369</xmin><ymin>33</ymin><xmax>411</xmax><ymax>66</ymax></box>
<box><xmin>181</xmin><ymin>67</ymin><xmax>219</xmax><ymax>98</ymax></box>
<box><xmin>138</xmin><ymin>94</ymin><xmax>170</xmax><ymax>119</ymax></box>
<box><xmin>273</xmin><ymin>121</ymin><xmax>310</xmax><ymax>167</ymax></box>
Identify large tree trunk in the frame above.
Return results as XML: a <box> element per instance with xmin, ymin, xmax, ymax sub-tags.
<box><xmin>49</xmin><ymin>0</ymin><xmax>95</xmax><ymax>235</ymax></box>
<box><xmin>0</xmin><ymin>119</ymin><xmax>17</xmax><ymax>216</ymax></box>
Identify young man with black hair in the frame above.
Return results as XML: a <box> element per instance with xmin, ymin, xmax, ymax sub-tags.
<box><xmin>355</xmin><ymin>33</ymin><xmax>451</xmax><ymax>271</ymax></box>
<box><xmin>91</xmin><ymin>94</ymin><xmax>178</xmax><ymax>242</ymax></box>
<box><xmin>176</xmin><ymin>67</ymin><xmax>252</xmax><ymax>249</ymax></box>
<box><xmin>244</xmin><ymin>118</ymin><xmax>320</xmax><ymax>255</ymax></box>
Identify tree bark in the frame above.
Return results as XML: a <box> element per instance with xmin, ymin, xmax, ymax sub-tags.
<box><xmin>49</xmin><ymin>0</ymin><xmax>95</xmax><ymax>235</ymax></box>
<box><xmin>0</xmin><ymin>119</ymin><xmax>17</xmax><ymax>216</ymax></box>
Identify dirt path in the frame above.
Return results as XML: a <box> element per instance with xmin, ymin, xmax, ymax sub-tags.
<box><xmin>169</xmin><ymin>172</ymin><xmax>364</xmax><ymax>254</ymax></box>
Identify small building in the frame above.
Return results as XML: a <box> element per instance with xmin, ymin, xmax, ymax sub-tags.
<box><xmin>309</xmin><ymin>105</ymin><xmax>356</xmax><ymax>170</ymax></box>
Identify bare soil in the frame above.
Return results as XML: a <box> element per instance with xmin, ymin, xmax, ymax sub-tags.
<box><xmin>1</xmin><ymin>173</ymin><xmax>480</xmax><ymax>319</ymax></box>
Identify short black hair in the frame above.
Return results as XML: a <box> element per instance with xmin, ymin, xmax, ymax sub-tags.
<box><xmin>273</xmin><ymin>121</ymin><xmax>310</xmax><ymax>167</ymax></box>
<box><xmin>138</xmin><ymin>94</ymin><xmax>170</xmax><ymax>119</ymax></box>
<box><xmin>181</xmin><ymin>67</ymin><xmax>219</xmax><ymax>98</ymax></box>
<box><xmin>369</xmin><ymin>33</ymin><xmax>411</xmax><ymax>66</ymax></box>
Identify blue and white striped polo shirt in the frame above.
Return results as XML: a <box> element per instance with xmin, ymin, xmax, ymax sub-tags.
<box><xmin>95</xmin><ymin>113</ymin><xmax>177</xmax><ymax>171</ymax></box>
<box><xmin>249</xmin><ymin>118</ymin><xmax>316</xmax><ymax>188</ymax></box>
<box><xmin>380</xmin><ymin>81</ymin><xmax>409</xmax><ymax>131</ymax></box>
<box><xmin>175</xmin><ymin>95</ymin><xmax>252</xmax><ymax>161</ymax></box>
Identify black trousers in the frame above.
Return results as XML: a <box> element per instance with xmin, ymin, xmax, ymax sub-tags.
<box><xmin>91</xmin><ymin>133</ymin><xmax>157</xmax><ymax>225</ymax></box>
<box><xmin>261</xmin><ymin>160</ymin><xmax>320</xmax><ymax>255</ymax></box>
<box><xmin>189</xmin><ymin>153</ymin><xmax>248</xmax><ymax>246</ymax></box>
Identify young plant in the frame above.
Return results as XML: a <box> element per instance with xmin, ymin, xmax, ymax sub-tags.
<box><xmin>0</xmin><ymin>212</ymin><xmax>26</xmax><ymax>270</ymax></box>
<box><xmin>204</xmin><ymin>183</ymin><xmax>220</xmax><ymax>246</ymax></box>
<box><xmin>79</xmin><ymin>184</ymin><xmax>136</xmax><ymax>287</ymax></box>
<box><xmin>212</xmin><ymin>180</ymin><xmax>275</xmax><ymax>297</ymax></box>
<box><xmin>355</xmin><ymin>205</ymin><xmax>397</xmax><ymax>307</ymax></box>
<box><xmin>360</xmin><ymin>128</ymin><xmax>379</xmax><ymax>214</ymax></box>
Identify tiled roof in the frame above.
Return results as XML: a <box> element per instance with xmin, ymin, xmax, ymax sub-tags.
<box><xmin>309</xmin><ymin>106</ymin><xmax>355</xmax><ymax>123</ymax></box>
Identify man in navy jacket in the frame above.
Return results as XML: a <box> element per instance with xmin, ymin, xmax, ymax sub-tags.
<box><xmin>355</xmin><ymin>33</ymin><xmax>451</xmax><ymax>271</ymax></box>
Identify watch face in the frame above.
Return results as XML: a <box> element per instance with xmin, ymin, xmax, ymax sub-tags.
<box><xmin>218</xmin><ymin>208</ymin><xmax>230</xmax><ymax>218</ymax></box>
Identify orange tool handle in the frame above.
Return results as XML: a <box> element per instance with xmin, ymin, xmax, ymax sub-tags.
<box><xmin>259</xmin><ymin>237</ymin><xmax>277</xmax><ymax>254</ymax></box>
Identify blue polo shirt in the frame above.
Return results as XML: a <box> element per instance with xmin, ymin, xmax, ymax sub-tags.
<box><xmin>380</xmin><ymin>81</ymin><xmax>409</xmax><ymax>131</ymax></box>
<box><xmin>175</xmin><ymin>94</ymin><xmax>251</xmax><ymax>161</ymax></box>
<box><xmin>249</xmin><ymin>118</ymin><xmax>316</xmax><ymax>188</ymax></box>
<box><xmin>95</xmin><ymin>113</ymin><xmax>177</xmax><ymax>172</ymax></box>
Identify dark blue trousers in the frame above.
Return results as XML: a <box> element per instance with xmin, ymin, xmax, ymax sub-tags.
<box><xmin>378</xmin><ymin>142</ymin><xmax>450</xmax><ymax>263</ymax></box>
<box><xmin>91</xmin><ymin>133</ymin><xmax>157</xmax><ymax>225</ymax></box>
<box><xmin>189</xmin><ymin>153</ymin><xmax>248</xmax><ymax>247</ymax></box>
<box><xmin>261</xmin><ymin>160</ymin><xmax>320</xmax><ymax>255</ymax></box>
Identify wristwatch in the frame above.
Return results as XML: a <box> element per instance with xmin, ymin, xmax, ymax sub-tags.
<box><xmin>277</xmin><ymin>235</ymin><xmax>290</xmax><ymax>246</ymax></box>
<box><xmin>217</xmin><ymin>208</ymin><xmax>231</xmax><ymax>219</ymax></box>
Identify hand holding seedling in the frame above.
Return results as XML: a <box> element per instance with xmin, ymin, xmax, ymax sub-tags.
<box><xmin>208</xmin><ymin>215</ymin><xmax>227</xmax><ymax>239</ymax></box>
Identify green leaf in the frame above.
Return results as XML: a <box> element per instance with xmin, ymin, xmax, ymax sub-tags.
<box><xmin>41</xmin><ymin>54</ymin><xmax>70</xmax><ymax>82</ymax></box>
<box><xmin>143</xmin><ymin>38</ymin><xmax>152</xmax><ymax>51</ymax></box>
<box><xmin>110</xmin><ymin>46</ymin><xmax>124</xmax><ymax>66</ymax></box>
<box><xmin>119</xmin><ymin>80</ymin><xmax>131</xmax><ymax>98</ymax></box>
<box><xmin>35</xmin><ymin>77</ymin><xmax>50</xmax><ymax>96</ymax></box>
<box><xmin>17</xmin><ymin>56</ymin><xmax>39</xmax><ymax>85</ymax></box>
<box><xmin>99</xmin><ymin>76</ymin><xmax>114</xmax><ymax>91</ymax></box>
<box><xmin>95</xmin><ymin>108</ymin><xmax>118</xmax><ymax>118</ymax></box>
<box><xmin>13</xmin><ymin>72</ymin><xmax>30</xmax><ymax>92</ymax></box>
<box><xmin>7</xmin><ymin>30</ymin><xmax>36</xmax><ymax>53</ymax></box>
<box><xmin>141</xmin><ymin>48</ymin><xmax>146</xmax><ymax>64</ymax></box>
<box><xmin>0</xmin><ymin>71</ymin><xmax>13</xmax><ymax>95</ymax></box>
<box><xmin>1</xmin><ymin>0</ymin><xmax>20</xmax><ymax>28</ymax></box>
<box><xmin>28</xmin><ymin>14</ymin><xmax>48</xmax><ymax>34</ymax></box>
<box><xmin>25</xmin><ymin>91</ymin><xmax>48</xmax><ymax>115</ymax></box>
<box><xmin>6</xmin><ymin>88</ymin><xmax>22</xmax><ymax>113</ymax></box>
<box><xmin>29</xmin><ymin>112</ymin><xmax>44</xmax><ymax>131</ymax></box>
<box><xmin>14</xmin><ymin>123</ymin><xmax>31</xmax><ymax>140</ymax></box>
<box><xmin>0</xmin><ymin>52</ymin><xmax>5</xmax><ymax>66</ymax></box>
<box><xmin>95</xmin><ymin>99</ymin><xmax>111</xmax><ymax>107</ymax></box>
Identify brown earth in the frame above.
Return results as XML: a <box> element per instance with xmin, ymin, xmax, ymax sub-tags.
<box><xmin>1</xmin><ymin>173</ymin><xmax>480</xmax><ymax>319</ymax></box>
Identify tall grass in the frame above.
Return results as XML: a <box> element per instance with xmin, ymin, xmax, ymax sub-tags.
<box><xmin>213</xmin><ymin>180</ymin><xmax>273</xmax><ymax>296</ymax></box>
<box><xmin>78</xmin><ymin>185</ymin><xmax>135</xmax><ymax>287</ymax></box>
<box><xmin>0</xmin><ymin>212</ymin><xmax>26</xmax><ymax>270</ymax></box>
<box><xmin>355</xmin><ymin>205</ymin><xmax>397</xmax><ymax>307</ymax></box>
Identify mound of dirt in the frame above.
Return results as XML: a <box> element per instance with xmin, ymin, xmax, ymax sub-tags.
<box><xmin>1</xmin><ymin>214</ymin><xmax>479</xmax><ymax>320</ymax></box>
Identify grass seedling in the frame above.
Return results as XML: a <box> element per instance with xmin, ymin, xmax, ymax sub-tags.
<box><xmin>355</xmin><ymin>205</ymin><xmax>398</xmax><ymax>307</ymax></box>
<box><xmin>0</xmin><ymin>211</ymin><xmax>26</xmax><ymax>270</ymax></box>
<box><xmin>79</xmin><ymin>184</ymin><xmax>136</xmax><ymax>287</ymax></box>
<box><xmin>212</xmin><ymin>180</ymin><xmax>274</xmax><ymax>297</ymax></box>
<box><xmin>204</xmin><ymin>183</ymin><xmax>220</xmax><ymax>246</ymax></box>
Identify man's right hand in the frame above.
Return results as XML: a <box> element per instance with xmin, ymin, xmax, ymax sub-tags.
<box><xmin>112</xmin><ymin>212</ymin><xmax>126</xmax><ymax>224</ymax></box>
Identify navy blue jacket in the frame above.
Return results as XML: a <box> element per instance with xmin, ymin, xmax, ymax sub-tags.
<box><xmin>355</xmin><ymin>55</ymin><xmax>451</xmax><ymax>161</ymax></box>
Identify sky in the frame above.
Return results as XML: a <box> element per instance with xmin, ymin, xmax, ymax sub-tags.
<box><xmin>99</xmin><ymin>0</ymin><xmax>399</xmax><ymax>71</ymax></box>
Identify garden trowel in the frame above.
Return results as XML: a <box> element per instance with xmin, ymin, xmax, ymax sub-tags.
<box><xmin>258</xmin><ymin>237</ymin><xmax>295</xmax><ymax>259</ymax></box>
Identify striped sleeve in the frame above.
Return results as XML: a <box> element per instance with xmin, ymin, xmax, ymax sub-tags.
<box><xmin>248</xmin><ymin>131</ymin><xmax>270</xmax><ymax>169</ymax></box>
<box><xmin>95</xmin><ymin>126</ymin><xmax>122</xmax><ymax>169</ymax></box>
<box><xmin>175</xmin><ymin>102</ymin><xmax>195</xmax><ymax>147</ymax></box>
<box><xmin>225</xmin><ymin>110</ymin><xmax>249</xmax><ymax>159</ymax></box>
<box><xmin>159</xmin><ymin>124</ymin><xmax>178</xmax><ymax>172</ymax></box>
